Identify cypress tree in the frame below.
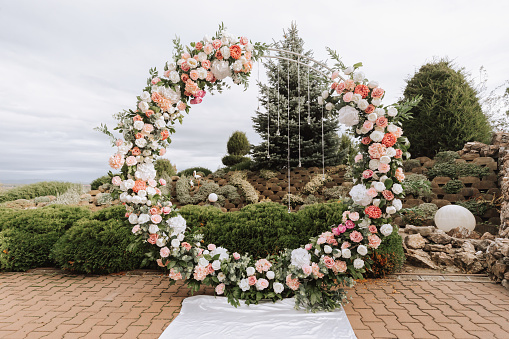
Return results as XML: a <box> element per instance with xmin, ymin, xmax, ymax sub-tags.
<box><xmin>251</xmin><ymin>23</ymin><xmax>341</xmax><ymax>170</ymax></box>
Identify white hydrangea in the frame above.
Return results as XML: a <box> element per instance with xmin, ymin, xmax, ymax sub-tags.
<box><xmin>167</xmin><ymin>214</ymin><xmax>187</xmax><ymax>235</ymax></box>
<box><xmin>337</xmin><ymin>106</ymin><xmax>360</xmax><ymax>126</ymax></box>
<box><xmin>349</xmin><ymin>184</ymin><xmax>373</xmax><ymax>206</ymax></box>
<box><xmin>291</xmin><ymin>248</ymin><xmax>311</xmax><ymax>269</ymax></box>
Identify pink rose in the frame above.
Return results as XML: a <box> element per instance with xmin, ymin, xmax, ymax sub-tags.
<box><xmin>204</xmin><ymin>44</ymin><xmax>213</xmax><ymax>55</ymax></box>
<box><xmin>367</xmin><ymin>187</ymin><xmax>378</xmax><ymax>198</ymax></box>
<box><xmin>343</xmin><ymin>92</ymin><xmax>353</xmax><ymax>102</ymax></box>
<box><xmin>345</xmin><ymin>220</ymin><xmax>355</xmax><ymax>229</ymax></box>
<box><xmin>363</xmin><ymin>121</ymin><xmax>374</xmax><ymax>131</ymax></box>
<box><xmin>151</xmin><ymin>77</ymin><xmax>161</xmax><ymax>85</ymax></box>
<box><xmin>349</xmin><ymin>212</ymin><xmax>360</xmax><ymax>221</ymax></box>
<box><xmin>350</xmin><ymin>231</ymin><xmax>364</xmax><ymax>243</ymax></box>
<box><xmin>212</xmin><ymin>39</ymin><xmax>222</xmax><ymax>49</ymax></box>
<box><xmin>341</xmin><ymin>242</ymin><xmax>351</xmax><ymax>250</ymax></box>
<box><xmin>190</xmin><ymin>97</ymin><xmax>202</xmax><ymax>105</ymax></box>
<box><xmin>125</xmin><ymin>156</ymin><xmax>137</xmax><ymax>167</ymax></box>
<box><xmin>215</xmin><ymin>283</ymin><xmax>225</xmax><ymax>295</ymax></box>
<box><xmin>335</xmin><ymin>82</ymin><xmax>346</xmax><ymax>94</ymax></box>
<box><xmin>331</xmin><ymin>70</ymin><xmax>340</xmax><ymax>80</ymax></box>
<box><xmin>362</xmin><ymin>170</ymin><xmax>374</xmax><ymax>179</ymax></box>
<box><xmin>109</xmin><ymin>153</ymin><xmax>124</xmax><ymax>170</ymax></box>
<box><xmin>162</xmin><ymin>206</ymin><xmax>171</xmax><ymax>215</ymax></box>
<box><xmin>181</xmin><ymin>53</ymin><xmax>191</xmax><ymax>60</ymax></box>
<box><xmin>256</xmin><ymin>278</ymin><xmax>269</xmax><ymax>290</ymax></box>
<box><xmin>305</xmin><ymin>244</ymin><xmax>312</xmax><ymax>250</ymax></box>
<box><xmin>354</xmin><ymin>154</ymin><xmax>363</xmax><ymax>163</ymax></box>
<box><xmin>164</xmin><ymin>70</ymin><xmax>171</xmax><ymax>78</ymax></box>
<box><xmin>337</xmin><ymin>225</ymin><xmax>347</xmax><ymax>234</ymax></box>
<box><xmin>151</xmin><ymin>214</ymin><xmax>162</xmax><ymax>224</ymax></box>
<box><xmin>142</xmin><ymin>124</ymin><xmax>154</xmax><ymax>133</ymax></box>
<box><xmin>302</xmin><ymin>264</ymin><xmax>312</xmax><ymax>276</ymax></box>
<box><xmin>201</xmin><ymin>60</ymin><xmax>211</xmax><ymax>69</ymax></box>
<box><xmin>323</xmin><ymin>256</ymin><xmax>335</xmax><ymax>269</ymax></box>
<box><xmin>255</xmin><ymin>259</ymin><xmax>272</xmax><ymax>273</ymax></box>
<box><xmin>112</xmin><ymin>176</ymin><xmax>122</xmax><ymax>186</ymax></box>
<box><xmin>148</xmin><ymin>179</ymin><xmax>157</xmax><ymax>188</ymax></box>
<box><xmin>369</xmin><ymin>225</ymin><xmax>378</xmax><ymax>233</ymax></box>
<box><xmin>239</xmin><ymin>36</ymin><xmax>249</xmax><ymax>45</ymax></box>
<box><xmin>248</xmin><ymin>276</ymin><xmax>257</xmax><ymax>286</ymax></box>
<box><xmin>195</xmin><ymin>42</ymin><xmax>203</xmax><ymax>50</ymax></box>
<box><xmin>372</xmin><ymin>87</ymin><xmax>385</xmax><ymax>98</ymax></box>
<box><xmin>116</xmin><ymin>139</ymin><xmax>123</xmax><ymax>147</ymax></box>
<box><xmin>159</xmin><ymin>148</ymin><xmax>166</xmax><ymax>156</ymax></box>
<box><xmin>160</xmin><ymin>247</ymin><xmax>170</xmax><ymax>258</ymax></box>
<box><xmin>332</xmin><ymin>227</ymin><xmax>340</xmax><ymax>236</ymax></box>
<box><xmin>233</xmin><ymin>252</ymin><xmax>241</xmax><ymax>260</ymax></box>
<box><xmin>190</xmin><ymin>70</ymin><xmax>199</xmax><ymax>81</ymax></box>
<box><xmin>378</xmin><ymin>163</ymin><xmax>391</xmax><ymax>173</ymax></box>
<box><xmin>208</xmin><ymin>244</ymin><xmax>216</xmax><ymax>251</ymax></box>
<box><xmin>181</xmin><ymin>242</ymin><xmax>192</xmax><ymax>251</ymax></box>
<box><xmin>177</xmin><ymin>102</ymin><xmax>186</xmax><ymax>111</ymax></box>
<box><xmin>156</xmin><ymin>259</ymin><xmax>165</xmax><ymax>267</ymax></box>
<box><xmin>333</xmin><ymin>260</ymin><xmax>347</xmax><ymax>274</ymax></box>
<box><xmin>131</xmin><ymin>225</ymin><xmax>140</xmax><ymax>234</ymax></box>
<box><xmin>368</xmin><ymin>235</ymin><xmax>382</xmax><ymax>249</ymax></box>
<box><xmin>159</xmin><ymin>178</ymin><xmax>167</xmax><ymax>186</ymax></box>
<box><xmin>149</xmin><ymin>207</ymin><xmax>159</xmax><ymax>215</ymax></box>
<box><xmin>147</xmin><ymin>234</ymin><xmax>158</xmax><ymax>245</ymax></box>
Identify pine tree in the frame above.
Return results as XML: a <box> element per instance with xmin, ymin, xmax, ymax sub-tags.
<box><xmin>251</xmin><ymin>23</ymin><xmax>341</xmax><ymax>170</ymax></box>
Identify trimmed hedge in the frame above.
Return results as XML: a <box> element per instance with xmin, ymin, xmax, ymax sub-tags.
<box><xmin>0</xmin><ymin>181</ymin><xmax>74</xmax><ymax>203</ymax></box>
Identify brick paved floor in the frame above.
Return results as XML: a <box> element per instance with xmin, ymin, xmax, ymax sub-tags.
<box><xmin>0</xmin><ymin>271</ymin><xmax>508</xmax><ymax>339</ymax></box>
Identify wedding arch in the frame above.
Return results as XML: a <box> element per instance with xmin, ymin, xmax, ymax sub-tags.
<box><xmin>98</xmin><ymin>25</ymin><xmax>416</xmax><ymax>312</ymax></box>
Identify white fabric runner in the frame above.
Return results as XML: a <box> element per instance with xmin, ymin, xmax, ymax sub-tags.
<box><xmin>159</xmin><ymin>295</ymin><xmax>357</xmax><ymax>339</ymax></box>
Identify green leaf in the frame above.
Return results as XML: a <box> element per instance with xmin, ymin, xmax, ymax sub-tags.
<box><xmin>384</xmin><ymin>179</ymin><xmax>393</xmax><ymax>189</ymax></box>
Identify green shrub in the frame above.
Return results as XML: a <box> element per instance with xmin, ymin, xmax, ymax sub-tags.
<box><xmin>51</xmin><ymin>218</ymin><xmax>146</xmax><ymax>274</ymax></box>
<box><xmin>0</xmin><ymin>181</ymin><xmax>73</xmax><ymax>203</ymax></box>
<box><xmin>323</xmin><ymin>186</ymin><xmax>349</xmax><ymax>201</ymax></box>
<box><xmin>178</xmin><ymin>205</ymin><xmax>224</xmax><ymax>233</ymax></box>
<box><xmin>93</xmin><ymin>205</ymin><xmax>126</xmax><ymax>221</ymax></box>
<box><xmin>400</xmin><ymin>203</ymin><xmax>438</xmax><ymax>226</ymax></box>
<box><xmin>403</xmin><ymin>159</ymin><xmax>421</xmax><ymax>172</ymax></box>
<box><xmin>222</xmin><ymin>155</ymin><xmax>247</xmax><ymax>167</ymax></box>
<box><xmin>48</xmin><ymin>184</ymin><xmax>85</xmax><ymax>206</ymax></box>
<box><xmin>0</xmin><ymin>205</ymin><xmax>91</xmax><ymax>271</ymax></box>
<box><xmin>282</xmin><ymin>194</ymin><xmax>305</xmax><ymax>208</ymax></box>
<box><xmin>178</xmin><ymin>167</ymin><xmax>212</xmax><ymax>177</ymax></box>
<box><xmin>404</xmin><ymin>174</ymin><xmax>433</xmax><ymax>199</ymax></box>
<box><xmin>154</xmin><ymin>158</ymin><xmax>177</xmax><ymax>178</ymax></box>
<box><xmin>427</xmin><ymin>162</ymin><xmax>490</xmax><ymax>179</ymax></box>
<box><xmin>227</xmin><ymin>159</ymin><xmax>253</xmax><ymax>171</ymax></box>
<box><xmin>456</xmin><ymin>199</ymin><xmax>493</xmax><ymax>216</ymax></box>
<box><xmin>259</xmin><ymin>169</ymin><xmax>278</xmax><ymax>180</ymax></box>
<box><xmin>229</xmin><ymin>172</ymin><xmax>258</xmax><ymax>204</ymax></box>
<box><xmin>456</xmin><ymin>163</ymin><xmax>490</xmax><ymax>178</ymax></box>
<box><xmin>34</xmin><ymin>196</ymin><xmax>51</xmax><ymax>204</ymax></box>
<box><xmin>91</xmin><ymin>175</ymin><xmax>111</xmax><ymax>190</ymax></box>
<box><xmin>402</xmin><ymin>58</ymin><xmax>492</xmax><ymax>158</ymax></box>
<box><xmin>366</xmin><ymin>226</ymin><xmax>405</xmax><ymax>278</ymax></box>
<box><xmin>226</xmin><ymin>131</ymin><xmax>250</xmax><ymax>156</ymax></box>
<box><xmin>434</xmin><ymin>151</ymin><xmax>460</xmax><ymax>164</ymax></box>
<box><xmin>443</xmin><ymin>179</ymin><xmax>464</xmax><ymax>194</ymax></box>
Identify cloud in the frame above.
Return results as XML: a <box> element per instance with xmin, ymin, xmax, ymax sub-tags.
<box><xmin>1</xmin><ymin>0</ymin><xmax>508</xmax><ymax>183</ymax></box>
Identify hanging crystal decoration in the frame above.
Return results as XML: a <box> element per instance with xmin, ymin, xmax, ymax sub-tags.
<box><xmin>307</xmin><ymin>66</ymin><xmax>311</xmax><ymax>125</ymax></box>
<box><xmin>322</xmin><ymin>104</ymin><xmax>325</xmax><ymax>180</ymax></box>
<box><xmin>297</xmin><ymin>56</ymin><xmax>301</xmax><ymax>168</ymax></box>
<box><xmin>276</xmin><ymin>59</ymin><xmax>280</xmax><ymax>136</ymax></box>
<box><xmin>287</xmin><ymin>58</ymin><xmax>291</xmax><ymax>213</ymax></box>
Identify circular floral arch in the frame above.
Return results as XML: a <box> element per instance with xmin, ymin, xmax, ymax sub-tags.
<box><xmin>100</xmin><ymin>26</ymin><xmax>415</xmax><ymax>312</ymax></box>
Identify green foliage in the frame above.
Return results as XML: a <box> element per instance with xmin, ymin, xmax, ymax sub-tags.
<box><xmin>404</xmin><ymin>174</ymin><xmax>433</xmax><ymax>199</ymax></box>
<box><xmin>0</xmin><ymin>181</ymin><xmax>73</xmax><ymax>203</ymax></box>
<box><xmin>229</xmin><ymin>172</ymin><xmax>259</xmax><ymax>204</ymax></box>
<box><xmin>402</xmin><ymin>59</ymin><xmax>492</xmax><ymax>158</ymax></box>
<box><xmin>337</xmin><ymin>133</ymin><xmax>359</xmax><ymax>165</ymax></box>
<box><xmin>403</xmin><ymin>159</ymin><xmax>421</xmax><ymax>173</ymax></box>
<box><xmin>226</xmin><ymin>131</ymin><xmax>250</xmax><ymax>156</ymax></box>
<box><xmin>456</xmin><ymin>198</ymin><xmax>493</xmax><ymax>216</ymax></box>
<box><xmin>222</xmin><ymin>155</ymin><xmax>250</xmax><ymax>167</ymax></box>
<box><xmin>259</xmin><ymin>169</ymin><xmax>278</xmax><ymax>180</ymax></box>
<box><xmin>427</xmin><ymin>162</ymin><xmax>490</xmax><ymax>179</ymax></box>
<box><xmin>252</xmin><ymin>23</ymin><xmax>341</xmax><ymax>170</ymax></box>
<box><xmin>434</xmin><ymin>151</ymin><xmax>460</xmax><ymax>164</ymax></box>
<box><xmin>178</xmin><ymin>167</ymin><xmax>212</xmax><ymax>177</ymax></box>
<box><xmin>282</xmin><ymin>193</ymin><xmax>305</xmax><ymax>208</ymax></box>
<box><xmin>323</xmin><ymin>186</ymin><xmax>349</xmax><ymax>201</ymax></box>
<box><xmin>51</xmin><ymin>218</ymin><xmax>146</xmax><ymax>274</ymax></box>
<box><xmin>227</xmin><ymin>159</ymin><xmax>253</xmax><ymax>171</ymax></box>
<box><xmin>443</xmin><ymin>179</ymin><xmax>464</xmax><ymax>194</ymax></box>
<box><xmin>91</xmin><ymin>175</ymin><xmax>111</xmax><ymax>190</ymax></box>
<box><xmin>365</xmin><ymin>226</ymin><xmax>405</xmax><ymax>278</ymax></box>
<box><xmin>0</xmin><ymin>205</ymin><xmax>91</xmax><ymax>271</ymax></box>
<box><xmin>400</xmin><ymin>203</ymin><xmax>438</xmax><ymax>226</ymax></box>
<box><xmin>177</xmin><ymin>205</ymin><xmax>224</xmax><ymax>233</ymax></box>
<box><xmin>154</xmin><ymin>158</ymin><xmax>177</xmax><ymax>177</ymax></box>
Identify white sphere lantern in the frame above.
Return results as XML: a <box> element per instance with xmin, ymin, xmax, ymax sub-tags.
<box><xmin>208</xmin><ymin>193</ymin><xmax>218</xmax><ymax>203</ymax></box>
<box><xmin>434</xmin><ymin>205</ymin><xmax>476</xmax><ymax>232</ymax></box>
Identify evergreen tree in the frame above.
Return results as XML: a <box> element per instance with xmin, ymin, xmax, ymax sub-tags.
<box><xmin>402</xmin><ymin>59</ymin><xmax>492</xmax><ymax>158</ymax></box>
<box><xmin>252</xmin><ymin>23</ymin><xmax>341</xmax><ymax>170</ymax></box>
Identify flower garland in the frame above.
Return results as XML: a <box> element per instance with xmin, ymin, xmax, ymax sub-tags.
<box><xmin>100</xmin><ymin>26</ymin><xmax>417</xmax><ymax>312</ymax></box>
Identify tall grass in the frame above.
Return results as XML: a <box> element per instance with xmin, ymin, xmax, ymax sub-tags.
<box><xmin>0</xmin><ymin>181</ymin><xmax>74</xmax><ymax>203</ymax></box>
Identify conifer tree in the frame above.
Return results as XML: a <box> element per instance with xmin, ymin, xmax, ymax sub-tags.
<box><xmin>251</xmin><ymin>23</ymin><xmax>341</xmax><ymax>170</ymax></box>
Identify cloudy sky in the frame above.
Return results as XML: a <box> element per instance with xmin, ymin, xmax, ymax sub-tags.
<box><xmin>1</xmin><ymin>0</ymin><xmax>508</xmax><ymax>184</ymax></box>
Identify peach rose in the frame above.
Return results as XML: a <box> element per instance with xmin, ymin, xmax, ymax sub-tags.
<box><xmin>212</xmin><ymin>39</ymin><xmax>222</xmax><ymax>49</ymax></box>
<box><xmin>248</xmin><ymin>276</ymin><xmax>257</xmax><ymax>286</ymax></box>
<box><xmin>378</xmin><ymin>163</ymin><xmax>391</xmax><ymax>173</ymax></box>
<box><xmin>160</xmin><ymin>247</ymin><xmax>170</xmax><ymax>258</ymax></box>
<box><xmin>343</xmin><ymin>92</ymin><xmax>353</xmax><ymax>102</ymax></box>
<box><xmin>204</xmin><ymin>43</ymin><xmax>214</xmax><ymax>55</ymax></box>
<box><xmin>349</xmin><ymin>231</ymin><xmax>364</xmax><ymax>243</ymax></box>
<box><xmin>371</xmin><ymin>87</ymin><xmax>385</xmax><ymax>98</ymax></box>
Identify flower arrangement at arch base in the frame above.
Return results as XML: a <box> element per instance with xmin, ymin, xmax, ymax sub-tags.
<box><xmin>98</xmin><ymin>25</ymin><xmax>419</xmax><ymax>312</ymax></box>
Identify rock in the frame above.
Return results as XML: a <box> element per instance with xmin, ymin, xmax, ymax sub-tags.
<box><xmin>502</xmin><ymin>279</ymin><xmax>509</xmax><ymax>290</ymax></box>
<box><xmin>405</xmin><ymin>249</ymin><xmax>439</xmax><ymax>269</ymax></box>
<box><xmin>455</xmin><ymin>251</ymin><xmax>477</xmax><ymax>269</ymax></box>
<box><xmin>470</xmin><ymin>239</ymin><xmax>494</xmax><ymax>252</ymax></box>
<box><xmin>461</xmin><ymin>241</ymin><xmax>476</xmax><ymax>253</ymax></box>
<box><xmin>431</xmin><ymin>252</ymin><xmax>454</xmax><ymax>266</ymax></box>
<box><xmin>501</xmin><ymin>244</ymin><xmax>509</xmax><ymax>257</ymax></box>
<box><xmin>424</xmin><ymin>243</ymin><xmax>454</xmax><ymax>254</ymax></box>
<box><xmin>492</xmin><ymin>262</ymin><xmax>508</xmax><ymax>278</ymax></box>
<box><xmin>405</xmin><ymin>234</ymin><xmax>426</xmax><ymax>249</ymax></box>
<box><xmin>481</xmin><ymin>232</ymin><xmax>496</xmax><ymax>240</ymax></box>
<box><xmin>89</xmin><ymin>190</ymin><xmax>101</xmax><ymax>196</ymax></box>
<box><xmin>405</xmin><ymin>225</ymin><xmax>436</xmax><ymax>237</ymax></box>
<box><xmin>428</xmin><ymin>230</ymin><xmax>453</xmax><ymax>245</ymax></box>
<box><xmin>47</xmin><ymin>195</ymin><xmax>57</xmax><ymax>202</ymax></box>
<box><xmin>447</xmin><ymin>227</ymin><xmax>481</xmax><ymax>239</ymax></box>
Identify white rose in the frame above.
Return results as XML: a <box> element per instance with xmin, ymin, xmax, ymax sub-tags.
<box><xmin>210</xmin><ymin>60</ymin><xmax>231</xmax><ymax>80</ymax></box>
<box><xmin>324</xmin><ymin>245</ymin><xmax>332</xmax><ymax>254</ymax></box>
<box><xmin>291</xmin><ymin>248</ymin><xmax>311</xmax><ymax>269</ymax></box>
<box><xmin>166</xmin><ymin>62</ymin><xmax>176</xmax><ymax>71</ymax></box>
<box><xmin>232</xmin><ymin>60</ymin><xmax>243</xmax><ymax>72</ymax></box>
<box><xmin>353</xmin><ymin>258</ymin><xmax>365</xmax><ymax>269</ymax></box>
<box><xmin>217</xmin><ymin>272</ymin><xmax>226</xmax><ymax>282</ymax></box>
<box><xmin>202</xmin><ymin>35</ymin><xmax>212</xmax><ymax>44</ymax></box>
<box><xmin>124</xmin><ymin>179</ymin><xmax>135</xmax><ymax>189</ymax></box>
<box><xmin>387</xmin><ymin>107</ymin><xmax>398</xmax><ymax>117</ymax></box>
<box><xmin>146</xmin><ymin>200</ymin><xmax>151</xmax><ymax>206</ymax></box>
<box><xmin>372</xmin><ymin>98</ymin><xmax>382</xmax><ymax>107</ymax></box>
<box><xmin>353</xmin><ymin>71</ymin><xmax>365</xmax><ymax>82</ymax></box>
<box><xmin>156</xmin><ymin>237</ymin><xmax>166</xmax><ymax>247</ymax></box>
<box><xmin>375</xmin><ymin>107</ymin><xmax>385</xmax><ymax>116</ymax></box>
<box><xmin>132</xmin><ymin>196</ymin><xmax>141</xmax><ymax>204</ymax></box>
<box><xmin>349</xmin><ymin>184</ymin><xmax>373</xmax><ymax>206</ymax></box>
<box><xmin>212</xmin><ymin>260</ymin><xmax>221</xmax><ymax>271</ymax></box>
<box><xmin>367</xmin><ymin>113</ymin><xmax>378</xmax><ymax>122</ymax></box>
<box><xmin>146</xmin><ymin>187</ymin><xmax>156</xmax><ymax>196</ymax></box>
<box><xmin>198</xmin><ymin>67</ymin><xmax>207</xmax><ymax>79</ymax></box>
<box><xmin>344</xmin><ymin>66</ymin><xmax>354</xmax><ymax>75</ymax></box>
<box><xmin>393</xmin><ymin>199</ymin><xmax>403</xmax><ymax>211</ymax></box>
<box><xmin>155</xmin><ymin>119</ymin><xmax>166</xmax><ymax>129</ymax></box>
<box><xmin>203</xmin><ymin>250</ymin><xmax>210</xmax><ymax>255</ymax></box>
<box><xmin>220</xmin><ymin>46</ymin><xmax>231</xmax><ymax>59</ymax></box>
<box><xmin>357</xmin><ymin>99</ymin><xmax>369</xmax><ymax>111</ymax></box>
<box><xmin>246</xmin><ymin>267</ymin><xmax>256</xmax><ymax>276</ymax></box>
<box><xmin>245</xmin><ymin>43</ymin><xmax>254</xmax><ymax>52</ymax></box>
<box><xmin>220</xmin><ymin>36</ymin><xmax>229</xmax><ymax>46</ymax></box>
<box><xmin>337</xmin><ymin>106</ymin><xmax>360</xmax><ymax>126</ymax></box>
<box><xmin>140</xmin><ymin>91</ymin><xmax>151</xmax><ymax>101</ymax></box>
<box><xmin>387</xmin><ymin>124</ymin><xmax>398</xmax><ymax>133</ymax></box>
<box><xmin>266</xmin><ymin>271</ymin><xmax>275</xmax><ymax>280</ymax></box>
<box><xmin>368</xmin><ymin>80</ymin><xmax>379</xmax><ymax>88</ymax></box>
<box><xmin>137</xmin><ymin>190</ymin><xmax>147</xmax><ymax>198</ymax></box>
<box><xmin>380</xmin><ymin>224</ymin><xmax>393</xmax><ymax>236</ymax></box>
<box><xmin>169</xmin><ymin>71</ymin><xmax>180</xmax><ymax>83</ymax></box>
<box><xmin>372</xmin><ymin>199</ymin><xmax>381</xmax><ymax>207</ymax></box>
<box><xmin>128</xmin><ymin>214</ymin><xmax>138</xmax><ymax>224</ymax></box>
<box><xmin>118</xmin><ymin>145</ymin><xmax>130</xmax><ymax>155</ymax></box>
<box><xmin>386</xmin><ymin>147</ymin><xmax>396</xmax><ymax>157</ymax></box>
<box><xmin>171</xmin><ymin>238</ymin><xmax>180</xmax><ymax>248</ymax></box>
<box><xmin>141</xmin><ymin>196</ymin><xmax>147</xmax><ymax>204</ymax></box>
<box><xmin>273</xmin><ymin>282</ymin><xmax>284</xmax><ymax>294</ymax></box>
<box><xmin>322</xmin><ymin>90</ymin><xmax>329</xmax><ymax>99</ymax></box>
<box><xmin>135</xmin><ymin>138</ymin><xmax>147</xmax><ymax>148</ymax></box>
<box><xmin>359</xmin><ymin>218</ymin><xmax>371</xmax><ymax>228</ymax></box>
<box><xmin>369</xmin><ymin>159</ymin><xmax>380</xmax><ymax>170</ymax></box>
<box><xmin>375</xmin><ymin>126</ymin><xmax>385</xmax><ymax>132</ymax></box>
<box><xmin>374</xmin><ymin>182</ymin><xmax>386</xmax><ymax>192</ymax></box>
<box><xmin>357</xmin><ymin>245</ymin><xmax>368</xmax><ymax>256</ymax></box>
<box><xmin>119</xmin><ymin>192</ymin><xmax>128</xmax><ymax>201</ymax></box>
<box><xmin>342</xmin><ymin>248</ymin><xmax>352</xmax><ymax>259</ymax></box>
<box><xmin>138</xmin><ymin>214</ymin><xmax>150</xmax><ymax>224</ymax></box>
<box><xmin>317</xmin><ymin>96</ymin><xmax>324</xmax><ymax>105</ymax></box>
<box><xmin>138</xmin><ymin>101</ymin><xmax>149</xmax><ymax>112</ymax></box>
<box><xmin>211</xmin><ymin>247</ymin><xmax>229</xmax><ymax>261</ymax></box>
<box><xmin>187</xmin><ymin>58</ymin><xmax>198</xmax><ymax>69</ymax></box>
<box><xmin>148</xmin><ymin>224</ymin><xmax>159</xmax><ymax>234</ymax></box>
<box><xmin>380</xmin><ymin>156</ymin><xmax>391</xmax><ymax>164</ymax></box>
<box><xmin>333</xmin><ymin>249</ymin><xmax>341</xmax><ymax>258</ymax></box>
<box><xmin>198</xmin><ymin>257</ymin><xmax>209</xmax><ymax>267</ymax></box>
<box><xmin>386</xmin><ymin>206</ymin><xmax>397</xmax><ymax>214</ymax></box>
<box><xmin>352</xmin><ymin>93</ymin><xmax>362</xmax><ymax>104</ymax></box>
<box><xmin>167</xmin><ymin>214</ymin><xmax>187</xmax><ymax>235</ymax></box>
<box><xmin>370</xmin><ymin>130</ymin><xmax>384</xmax><ymax>142</ymax></box>
<box><xmin>177</xmin><ymin>233</ymin><xmax>185</xmax><ymax>241</ymax></box>
<box><xmin>197</xmin><ymin>52</ymin><xmax>207</xmax><ymax>62</ymax></box>
<box><xmin>392</xmin><ymin>183</ymin><xmax>403</xmax><ymax>195</ymax></box>
<box><xmin>315</xmin><ymin>249</ymin><xmax>320</xmax><ymax>256</ymax></box>
<box><xmin>239</xmin><ymin>279</ymin><xmax>250</xmax><ymax>291</ymax></box>
<box><xmin>325</xmin><ymin>102</ymin><xmax>334</xmax><ymax>111</ymax></box>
